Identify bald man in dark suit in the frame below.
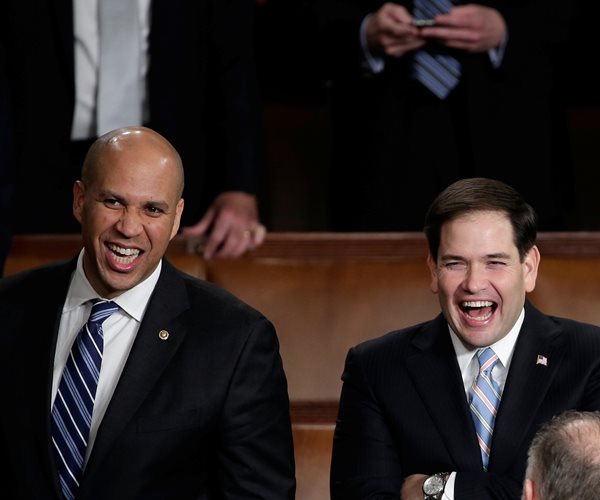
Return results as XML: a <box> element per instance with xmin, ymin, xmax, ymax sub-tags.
<box><xmin>0</xmin><ymin>127</ymin><xmax>294</xmax><ymax>499</ymax></box>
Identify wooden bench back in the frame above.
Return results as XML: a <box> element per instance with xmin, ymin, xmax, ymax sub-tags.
<box><xmin>7</xmin><ymin>233</ymin><xmax>600</xmax><ymax>403</ymax></box>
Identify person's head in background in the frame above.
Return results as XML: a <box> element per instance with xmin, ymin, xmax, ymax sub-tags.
<box><xmin>424</xmin><ymin>177</ymin><xmax>540</xmax><ymax>350</ymax></box>
<box><xmin>73</xmin><ymin>126</ymin><xmax>185</xmax><ymax>298</ymax></box>
<box><xmin>523</xmin><ymin>410</ymin><xmax>600</xmax><ymax>500</ymax></box>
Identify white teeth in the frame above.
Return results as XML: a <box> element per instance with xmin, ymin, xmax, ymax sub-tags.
<box><xmin>462</xmin><ymin>300</ymin><xmax>493</xmax><ymax>308</ymax></box>
<box><xmin>108</xmin><ymin>243</ymin><xmax>140</xmax><ymax>257</ymax></box>
<box><xmin>107</xmin><ymin>243</ymin><xmax>140</xmax><ymax>264</ymax></box>
<box><xmin>461</xmin><ymin>301</ymin><xmax>494</xmax><ymax>321</ymax></box>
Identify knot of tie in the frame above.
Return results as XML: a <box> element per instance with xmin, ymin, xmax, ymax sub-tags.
<box><xmin>89</xmin><ymin>299</ymin><xmax>120</xmax><ymax>327</ymax></box>
<box><xmin>477</xmin><ymin>347</ymin><xmax>499</xmax><ymax>376</ymax></box>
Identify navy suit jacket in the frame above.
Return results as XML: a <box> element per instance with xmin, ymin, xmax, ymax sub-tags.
<box><xmin>0</xmin><ymin>258</ymin><xmax>295</xmax><ymax>499</ymax></box>
<box><xmin>331</xmin><ymin>301</ymin><xmax>600</xmax><ymax>499</ymax></box>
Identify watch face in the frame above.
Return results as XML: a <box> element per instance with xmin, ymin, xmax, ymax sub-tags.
<box><xmin>423</xmin><ymin>476</ymin><xmax>445</xmax><ymax>495</ymax></box>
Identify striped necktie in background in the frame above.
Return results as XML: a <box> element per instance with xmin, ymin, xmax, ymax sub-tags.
<box><xmin>468</xmin><ymin>347</ymin><xmax>502</xmax><ymax>471</ymax></box>
<box><xmin>412</xmin><ymin>0</ymin><xmax>461</xmax><ymax>99</ymax></box>
<box><xmin>51</xmin><ymin>300</ymin><xmax>119</xmax><ymax>500</ymax></box>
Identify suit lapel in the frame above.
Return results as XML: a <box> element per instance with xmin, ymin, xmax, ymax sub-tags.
<box><xmin>406</xmin><ymin>315</ymin><xmax>482</xmax><ymax>470</ymax></box>
<box><xmin>84</xmin><ymin>261</ymin><xmax>191</xmax><ymax>473</ymax></box>
<box><xmin>490</xmin><ymin>302</ymin><xmax>565</xmax><ymax>471</ymax></box>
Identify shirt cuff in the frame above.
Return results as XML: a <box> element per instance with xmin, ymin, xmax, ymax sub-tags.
<box><xmin>443</xmin><ymin>472</ymin><xmax>457</xmax><ymax>500</ymax></box>
<box><xmin>488</xmin><ymin>33</ymin><xmax>508</xmax><ymax>68</ymax></box>
<box><xmin>359</xmin><ymin>15</ymin><xmax>385</xmax><ymax>74</ymax></box>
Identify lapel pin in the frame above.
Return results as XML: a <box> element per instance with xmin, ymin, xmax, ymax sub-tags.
<box><xmin>536</xmin><ymin>354</ymin><xmax>548</xmax><ymax>366</ymax></box>
<box><xmin>158</xmin><ymin>330</ymin><xmax>170</xmax><ymax>341</ymax></box>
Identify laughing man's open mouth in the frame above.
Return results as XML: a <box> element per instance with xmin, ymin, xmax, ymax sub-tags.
<box><xmin>460</xmin><ymin>300</ymin><xmax>497</xmax><ymax>321</ymax></box>
<box><xmin>107</xmin><ymin>243</ymin><xmax>141</xmax><ymax>265</ymax></box>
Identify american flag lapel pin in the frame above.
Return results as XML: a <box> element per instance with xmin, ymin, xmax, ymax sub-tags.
<box><xmin>536</xmin><ymin>354</ymin><xmax>548</xmax><ymax>366</ymax></box>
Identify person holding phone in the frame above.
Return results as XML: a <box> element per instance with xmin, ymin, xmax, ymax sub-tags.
<box><xmin>316</xmin><ymin>0</ymin><xmax>577</xmax><ymax>232</ymax></box>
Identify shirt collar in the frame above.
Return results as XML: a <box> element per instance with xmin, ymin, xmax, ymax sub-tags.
<box><xmin>450</xmin><ymin>307</ymin><xmax>525</xmax><ymax>373</ymax></box>
<box><xmin>63</xmin><ymin>249</ymin><xmax>162</xmax><ymax>321</ymax></box>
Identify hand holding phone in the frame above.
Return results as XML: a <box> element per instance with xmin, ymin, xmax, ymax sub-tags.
<box><xmin>411</xmin><ymin>18</ymin><xmax>436</xmax><ymax>27</ymax></box>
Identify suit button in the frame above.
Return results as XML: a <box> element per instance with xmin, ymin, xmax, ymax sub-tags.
<box><xmin>158</xmin><ymin>330</ymin><xmax>170</xmax><ymax>340</ymax></box>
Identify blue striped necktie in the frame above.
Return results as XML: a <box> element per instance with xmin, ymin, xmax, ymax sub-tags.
<box><xmin>468</xmin><ymin>347</ymin><xmax>502</xmax><ymax>471</ymax></box>
<box><xmin>412</xmin><ymin>0</ymin><xmax>461</xmax><ymax>99</ymax></box>
<box><xmin>51</xmin><ymin>300</ymin><xmax>119</xmax><ymax>500</ymax></box>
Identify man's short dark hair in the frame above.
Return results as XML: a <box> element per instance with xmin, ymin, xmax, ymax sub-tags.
<box><xmin>526</xmin><ymin>410</ymin><xmax>600</xmax><ymax>500</ymax></box>
<box><xmin>424</xmin><ymin>178</ymin><xmax>537</xmax><ymax>261</ymax></box>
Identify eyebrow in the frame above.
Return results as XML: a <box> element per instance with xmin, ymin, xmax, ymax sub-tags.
<box><xmin>439</xmin><ymin>254</ymin><xmax>464</xmax><ymax>262</ymax></box>
<box><xmin>485</xmin><ymin>252</ymin><xmax>512</xmax><ymax>260</ymax></box>
<box><xmin>98</xmin><ymin>190</ymin><xmax>171</xmax><ymax>211</ymax></box>
<box><xmin>439</xmin><ymin>252</ymin><xmax>512</xmax><ymax>262</ymax></box>
<box><xmin>97</xmin><ymin>189</ymin><xmax>125</xmax><ymax>203</ymax></box>
<box><xmin>144</xmin><ymin>200</ymin><xmax>171</xmax><ymax>212</ymax></box>
<box><xmin>440</xmin><ymin>252</ymin><xmax>511</xmax><ymax>261</ymax></box>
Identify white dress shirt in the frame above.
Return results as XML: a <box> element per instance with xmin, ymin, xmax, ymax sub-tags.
<box><xmin>441</xmin><ymin>308</ymin><xmax>525</xmax><ymax>499</ymax></box>
<box><xmin>51</xmin><ymin>250</ymin><xmax>161</xmax><ymax>463</ymax></box>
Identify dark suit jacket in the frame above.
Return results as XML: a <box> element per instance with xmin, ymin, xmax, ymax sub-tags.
<box><xmin>316</xmin><ymin>0</ymin><xmax>577</xmax><ymax>231</ymax></box>
<box><xmin>330</xmin><ymin>302</ymin><xmax>600</xmax><ymax>499</ymax></box>
<box><xmin>0</xmin><ymin>259</ymin><xmax>295</xmax><ymax>499</ymax></box>
<box><xmin>1</xmin><ymin>0</ymin><xmax>261</xmax><ymax>232</ymax></box>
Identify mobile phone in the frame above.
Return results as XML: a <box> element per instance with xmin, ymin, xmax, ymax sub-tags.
<box><xmin>411</xmin><ymin>18</ymin><xmax>436</xmax><ymax>27</ymax></box>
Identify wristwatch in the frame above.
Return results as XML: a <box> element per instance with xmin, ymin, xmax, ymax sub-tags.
<box><xmin>422</xmin><ymin>472</ymin><xmax>450</xmax><ymax>500</ymax></box>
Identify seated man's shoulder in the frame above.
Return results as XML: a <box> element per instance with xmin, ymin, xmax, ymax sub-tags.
<box><xmin>546</xmin><ymin>312</ymin><xmax>600</xmax><ymax>344</ymax></box>
<box><xmin>353</xmin><ymin>317</ymin><xmax>439</xmax><ymax>359</ymax></box>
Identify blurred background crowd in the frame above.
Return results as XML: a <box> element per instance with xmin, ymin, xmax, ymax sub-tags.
<box><xmin>2</xmin><ymin>0</ymin><xmax>599</xmax><ymax>265</ymax></box>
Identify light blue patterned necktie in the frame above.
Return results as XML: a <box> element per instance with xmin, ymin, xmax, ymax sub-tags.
<box><xmin>51</xmin><ymin>300</ymin><xmax>119</xmax><ymax>500</ymax></box>
<box><xmin>97</xmin><ymin>0</ymin><xmax>142</xmax><ymax>135</ymax></box>
<box><xmin>412</xmin><ymin>0</ymin><xmax>461</xmax><ymax>99</ymax></box>
<box><xmin>468</xmin><ymin>347</ymin><xmax>502</xmax><ymax>471</ymax></box>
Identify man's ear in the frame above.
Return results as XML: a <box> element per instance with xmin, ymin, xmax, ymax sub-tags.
<box><xmin>427</xmin><ymin>253</ymin><xmax>439</xmax><ymax>294</ymax></box>
<box><xmin>523</xmin><ymin>478</ymin><xmax>538</xmax><ymax>500</ymax></box>
<box><xmin>73</xmin><ymin>181</ymin><xmax>85</xmax><ymax>224</ymax></box>
<box><xmin>169</xmin><ymin>198</ymin><xmax>185</xmax><ymax>240</ymax></box>
<box><xmin>523</xmin><ymin>245</ymin><xmax>541</xmax><ymax>293</ymax></box>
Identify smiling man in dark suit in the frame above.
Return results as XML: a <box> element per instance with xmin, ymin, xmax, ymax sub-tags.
<box><xmin>330</xmin><ymin>178</ymin><xmax>600</xmax><ymax>500</ymax></box>
<box><xmin>0</xmin><ymin>126</ymin><xmax>295</xmax><ymax>499</ymax></box>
